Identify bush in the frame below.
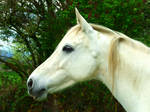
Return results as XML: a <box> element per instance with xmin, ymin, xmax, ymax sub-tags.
<box><xmin>0</xmin><ymin>0</ymin><xmax>149</xmax><ymax>112</ymax></box>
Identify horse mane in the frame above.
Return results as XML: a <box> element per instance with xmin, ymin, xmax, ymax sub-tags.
<box><xmin>90</xmin><ymin>23</ymin><xmax>150</xmax><ymax>90</ymax></box>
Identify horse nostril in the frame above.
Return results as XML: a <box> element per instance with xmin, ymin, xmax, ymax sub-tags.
<box><xmin>28</xmin><ymin>79</ymin><xmax>33</xmax><ymax>89</ymax></box>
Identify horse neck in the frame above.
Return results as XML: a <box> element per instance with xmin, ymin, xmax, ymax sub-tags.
<box><xmin>95</xmin><ymin>32</ymin><xmax>150</xmax><ymax>112</ymax></box>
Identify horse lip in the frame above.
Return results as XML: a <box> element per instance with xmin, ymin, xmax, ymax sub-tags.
<box><xmin>28</xmin><ymin>87</ymin><xmax>47</xmax><ymax>100</ymax></box>
<box><xmin>29</xmin><ymin>93</ymin><xmax>40</xmax><ymax>99</ymax></box>
<box><xmin>32</xmin><ymin>96</ymin><xmax>37</xmax><ymax>100</ymax></box>
<box><xmin>30</xmin><ymin>92</ymin><xmax>47</xmax><ymax>101</ymax></box>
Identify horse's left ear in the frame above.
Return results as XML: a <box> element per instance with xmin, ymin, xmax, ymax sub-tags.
<box><xmin>75</xmin><ymin>8</ymin><xmax>94</xmax><ymax>33</ymax></box>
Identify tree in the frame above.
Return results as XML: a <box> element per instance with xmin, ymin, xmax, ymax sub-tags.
<box><xmin>0</xmin><ymin>0</ymin><xmax>149</xmax><ymax>78</ymax></box>
<box><xmin>0</xmin><ymin>0</ymin><xmax>150</xmax><ymax>112</ymax></box>
<box><xmin>0</xmin><ymin>0</ymin><xmax>61</xmax><ymax>77</ymax></box>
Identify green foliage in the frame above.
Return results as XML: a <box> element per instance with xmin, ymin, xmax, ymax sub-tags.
<box><xmin>0</xmin><ymin>72</ymin><xmax>123</xmax><ymax>112</ymax></box>
<box><xmin>1</xmin><ymin>63</ymin><xmax>9</xmax><ymax>70</ymax></box>
<box><xmin>0</xmin><ymin>0</ymin><xmax>150</xmax><ymax>112</ymax></box>
<box><xmin>0</xmin><ymin>71</ymin><xmax>21</xmax><ymax>86</ymax></box>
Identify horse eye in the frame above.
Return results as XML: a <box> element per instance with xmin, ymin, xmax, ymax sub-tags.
<box><xmin>62</xmin><ymin>45</ymin><xmax>74</xmax><ymax>53</ymax></box>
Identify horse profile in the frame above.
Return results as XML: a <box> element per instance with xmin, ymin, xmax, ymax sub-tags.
<box><xmin>27</xmin><ymin>8</ymin><xmax>150</xmax><ymax>112</ymax></box>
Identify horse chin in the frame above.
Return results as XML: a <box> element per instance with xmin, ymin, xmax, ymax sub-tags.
<box><xmin>34</xmin><ymin>92</ymin><xmax>48</xmax><ymax>101</ymax></box>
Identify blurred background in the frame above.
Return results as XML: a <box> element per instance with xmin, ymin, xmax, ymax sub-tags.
<box><xmin>0</xmin><ymin>0</ymin><xmax>150</xmax><ymax>112</ymax></box>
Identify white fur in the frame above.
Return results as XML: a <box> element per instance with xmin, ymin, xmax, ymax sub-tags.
<box><xmin>27</xmin><ymin>9</ymin><xmax>150</xmax><ymax>112</ymax></box>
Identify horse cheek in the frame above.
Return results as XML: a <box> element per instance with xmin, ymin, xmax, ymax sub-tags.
<box><xmin>67</xmin><ymin>56</ymin><xmax>97</xmax><ymax>81</ymax></box>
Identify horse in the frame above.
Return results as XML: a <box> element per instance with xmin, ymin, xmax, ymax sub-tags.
<box><xmin>27</xmin><ymin>8</ymin><xmax>150</xmax><ymax>112</ymax></box>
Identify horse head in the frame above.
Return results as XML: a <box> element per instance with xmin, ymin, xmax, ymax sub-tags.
<box><xmin>27</xmin><ymin>8</ymin><xmax>100</xmax><ymax>100</ymax></box>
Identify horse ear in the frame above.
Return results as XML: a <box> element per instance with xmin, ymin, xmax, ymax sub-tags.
<box><xmin>75</xmin><ymin>8</ymin><xmax>94</xmax><ymax>33</ymax></box>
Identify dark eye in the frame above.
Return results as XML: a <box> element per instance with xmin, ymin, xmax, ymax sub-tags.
<box><xmin>62</xmin><ymin>45</ymin><xmax>74</xmax><ymax>53</ymax></box>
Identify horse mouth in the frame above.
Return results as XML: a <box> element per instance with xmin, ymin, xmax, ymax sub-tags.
<box><xmin>31</xmin><ymin>92</ymin><xmax>48</xmax><ymax>101</ymax></box>
<box><xmin>31</xmin><ymin>88</ymin><xmax>58</xmax><ymax>101</ymax></box>
<box><xmin>28</xmin><ymin>88</ymin><xmax>48</xmax><ymax>101</ymax></box>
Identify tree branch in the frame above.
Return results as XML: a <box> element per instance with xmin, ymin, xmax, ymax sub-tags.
<box><xmin>11</xmin><ymin>24</ymin><xmax>38</xmax><ymax>67</ymax></box>
<box><xmin>0</xmin><ymin>57</ymin><xmax>27</xmax><ymax>78</ymax></box>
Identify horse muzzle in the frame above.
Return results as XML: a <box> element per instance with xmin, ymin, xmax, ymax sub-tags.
<box><xmin>27</xmin><ymin>78</ymin><xmax>47</xmax><ymax>100</ymax></box>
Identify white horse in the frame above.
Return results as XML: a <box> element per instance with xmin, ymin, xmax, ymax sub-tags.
<box><xmin>27</xmin><ymin>8</ymin><xmax>150</xmax><ymax>112</ymax></box>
